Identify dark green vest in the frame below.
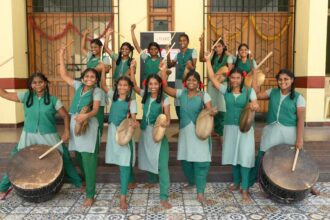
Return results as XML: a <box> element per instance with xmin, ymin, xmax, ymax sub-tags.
<box><xmin>143</xmin><ymin>56</ymin><xmax>161</xmax><ymax>81</ymax></box>
<box><xmin>140</xmin><ymin>93</ymin><xmax>163</xmax><ymax>130</ymax></box>
<box><xmin>23</xmin><ymin>92</ymin><xmax>58</xmax><ymax>134</ymax></box>
<box><xmin>179</xmin><ymin>89</ymin><xmax>204</xmax><ymax>129</ymax></box>
<box><xmin>224</xmin><ymin>87</ymin><xmax>251</xmax><ymax>126</ymax></box>
<box><xmin>266</xmin><ymin>88</ymin><xmax>300</xmax><ymax>126</ymax></box>
<box><xmin>69</xmin><ymin>85</ymin><xmax>94</xmax><ymax>114</ymax></box>
<box><xmin>108</xmin><ymin>99</ymin><xmax>130</xmax><ymax>126</ymax></box>
<box><xmin>236</xmin><ymin>58</ymin><xmax>254</xmax><ymax>73</ymax></box>
<box><xmin>87</xmin><ymin>54</ymin><xmax>107</xmax><ymax>69</ymax></box>
<box><xmin>212</xmin><ymin>55</ymin><xmax>228</xmax><ymax>72</ymax></box>
<box><xmin>177</xmin><ymin>48</ymin><xmax>193</xmax><ymax>79</ymax></box>
<box><xmin>113</xmin><ymin>60</ymin><xmax>130</xmax><ymax>80</ymax></box>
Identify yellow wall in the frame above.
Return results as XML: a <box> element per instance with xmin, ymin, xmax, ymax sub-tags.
<box><xmin>295</xmin><ymin>0</ymin><xmax>328</xmax><ymax>122</ymax></box>
<box><xmin>0</xmin><ymin>0</ymin><xmax>28</xmax><ymax>124</ymax></box>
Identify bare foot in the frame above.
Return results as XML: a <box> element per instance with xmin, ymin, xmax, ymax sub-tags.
<box><xmin>80</xmin><ymin>185</ymin><xmax>86</xmax><ymax>193</ymax></box>
<box><xmin>228</xmin><ymin>183</ymin><xmax>239</xmax><ymax>192</ymax></box>
<box><xmin>160</xmin><ymin>200</ymin><xmax>172</xmax><ymax>209</ymax></box>
<box><xmin>0</xmin><ymin>192</ymin><xmax>6</xmax><ymax>200</ymax></box>
<box><xmin>183</xmin><ymin>183</ymin><xmax>195</xmax><ymax>190</ymax></box>
<box><xmin>120</xmin><ymin>195</ymin><xmax>128</xmax><ymax>210</ymax></box>
<box><xmin>83</xmin><ymin>198</ymin><xmax>94</xmax><ymax>207</ymax></box>
<box><xmin>242</xmin><ymin>190</ymin><xmax>251</xmax><ymax>203</ymax></box>
<box><xmin>144</xmin><ymin>183</ymin><xmax>157</xmax><ymax>189</ymax></box>
<box><xmin>128</xmin><ymin>183</ymin><xmax>137</xmax><ymax>190</ymax></box>
<box><xmin>197</xmin><ymin>193</ymin><xmax>216</xmax><ymax>206</ymax></box>
<box><xmin>311</xmin><ymin>187</ymin><xmax>320</xmax><ymax>196</ymax></box>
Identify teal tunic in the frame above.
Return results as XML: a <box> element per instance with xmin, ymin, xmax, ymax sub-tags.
<box><xmin>175</xmin><ymin>48</ymin><xmax>196</xmax><ymax>80</ymax></box>
<box><xmin>86</xmin><ymin>51</ymin><xmax>110</xmax><ymax>69</ymax></box>
<box><xmin>105</xmin><ymin>90</ymin><xmax>137</xmax><ymax>166</ymax></box>
<box><xmin>16</xmin><ymin>92</ymin><xmax>64</xmax><ymax>152</ymax></box>
<box><xmin>260</xmin><ymin>88</ymin><xmax>306</xmax><ymax>152</ymax></box>
<box><xmin>68</xmin><ymin>81</ymin><xmax>101</xmax><ymax>153</ymax></box>
<box><xmin>219</xmin><ymin>85</ymin><xmax>257</xmax><ymax>168</ymax></box>
<box><xmin>207</xmin><ymin>54</ymin><xmax>228</xmax><ymax>112</ymax></box>
<box><xmin>234</xmin><ymin>57</ymin><xmax>257</xmax><ymax>73</ymax></box>
<box><xmin>176</xmin><ymin>89</ymin><xmax>212</xmax><ymax>162</ymax></box>
<box><xmin>141</xmin><ymin>51</ymin><xmax>161</xmax><ymax>81</ymax></box>
<box><xmin>138</xmin><ymin>91</ymin><xmax>169</xmax><ymax>174</ymax></box>
<box><xmin>110</xmin><ymin>53</ymin><xmax>130</xmax><ymax>80</ymax></box>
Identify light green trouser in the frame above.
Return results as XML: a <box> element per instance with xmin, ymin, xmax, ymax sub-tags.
<box><xmin>0</xmin><ymin>144</ymin><xmax>82</xmax><ymax>192</ymax></box>
<box><xmin>248</xmin><ymin>150</ymin><xmax>265</xmax><ymax>187</ymax></box>
<box><xmin>146</xmin><ymin>137</ymin><xmax>170</xmax><ymax>200</ymax></box>
<box><xmin>119</xmin><ymin>140</ymin><xmax>136</xmax><ymax>195</ymax></box>
<box><xmin>75</xmin><ymin>133</ymin><xmax>99</xmax><ymax>199</ymax></box>
<box><xmin>181</xmin><ymin>160</ymin><xmax>210</xmax><ymax>194</ymax></box>
<box><xmin>232</xmin><ymin>165</ymin><xmax>252</xmax><ymax>191</ymax></box>
<box><xmin>214</xmin><ymin>111</ymin><xmax>225</xmax><ymax>136</ymax></box>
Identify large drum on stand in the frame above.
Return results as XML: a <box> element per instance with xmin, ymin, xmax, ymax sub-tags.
<box><xmin>260</xmin><ymin>144</ymin><xmax>319</xmax><ymax>204</ymax></box>
<box><xmin>7</xmin><ymin>145</ymin><xmax>64</xmax><ymax>203</ymax></box>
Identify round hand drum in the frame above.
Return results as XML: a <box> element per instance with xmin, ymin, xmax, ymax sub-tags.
<box><xmin>260</xmin><ymin>144</ymin><xmax>319</xmax><ymax>203</ymax></box>
<box><xmin>7</xmin><ymin>145</ymin><xmax>64</xmax><ymax>203</ymax></box>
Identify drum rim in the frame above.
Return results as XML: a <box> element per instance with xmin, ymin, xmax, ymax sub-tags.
<box><xmin>8</xmin><ymin>144</ymin><xmax>63</xmax><ymax>190</ymax></box>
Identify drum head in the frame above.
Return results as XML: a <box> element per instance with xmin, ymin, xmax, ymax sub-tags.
<box><xmin>195</xmin><ymin>109</ymin><xmax>214</xmax><ymax>140</ymax></box>
<box><xmin>153</xmin><ymin>114</ymin><xmax>167</xmax><ymax>142</ymax></box>
<box><xmin>239</xmin><ymin>105</ymin><xmax>255</xmax><ymax>133</ymax></box>
<box><xmin>116</xmin><ymin>118</ymin><xmax>134</xmax><ymax>146</ymax></box>
<box><xmin>262</xmin><ymin>144</ymin><xmax>319</xmax><ymax>191</ymax></box>
<box><xmin>8</xmin><ymin>145</ymin><xmax>63</xmax><ymax>190</ymax></box>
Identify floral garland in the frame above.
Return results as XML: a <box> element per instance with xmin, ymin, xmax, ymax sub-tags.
<box><xmin>28</xmin><ymin>15</ymin><xmax>114</xmax><ymax>41</ymax></box>
<box><xmin>208</xmin><ymin>15</ymin><xmax>292</xmax><ymax>42</ymax></box>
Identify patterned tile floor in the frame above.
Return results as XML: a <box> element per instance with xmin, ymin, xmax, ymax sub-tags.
<box><xmin>0</xmin><ymin>182</ymin><xmax>329</xmax><ymax>220</ymax></box>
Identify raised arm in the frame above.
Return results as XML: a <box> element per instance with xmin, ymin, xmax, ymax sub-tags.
<box><xmin>166</xmin><ymin>45</ymin><xmax>177</xmax><ymax>68</ymax></box>
<box><xmin>295</xmin><ymin>107</ymin><xmax>305</xmax><ymax>150</ymax></box>
<box><xmin>99</xmin><ymin>61</ymin><xmax>109</xmax><ymax>94</ymax></box>
<box><xmin>159</xmin><ymin>62</ymin><xmax>177</xmax><ymax>98</ymax></box>
<box><xmin>199</xmin><ymin>33</ymin><xmax>206</xmax><ymax>62</ymax></box>
<box><xmin>205</xmin><ymin>51</ymin><xmax>221</xmax><ymax>91</ymax></box>
<box><xmin>0</xmin><ymin>88</ymin><xmax>19</xmax><ymax>102</ymax></box>
<box><xmin>129</xmin><ymin>60</ymin><xmax>142</xmax><ymax>95</ymax></box>
<box><xmin>130</xmin><ymin>24</ymin><xmax>142</xmax><ymax>54</ymax></box>
<box><xmin>81</xmin><ymin>29</ymin><xmax>90</xmax><ymax>56</ymax></box>
<box><xmin>59</xmin><ymin>47</ymin><xmax>74</xmax><ymax>86</ymax></box>
<box><xmin>57</xmin><ymin>106</ymin><xmax>70</xmax><ymax>142</ymax></box>
<box><xmin>103</xmin><ymin>28</ymin><xmax>114</xmax><ymax>56</ymax></box>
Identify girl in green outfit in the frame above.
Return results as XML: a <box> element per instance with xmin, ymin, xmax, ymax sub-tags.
<box><xmin>131</xmin><ymin>24</ymin><xmax>162</xmax><ymax>81</ymax></box>
<box><xmin>199</xmin><ymin>34</ymin><xmax>232</xmax><ymax>141</ymax></box>
<box><xmin>100</xmin><ymin>67</ymin><xmax>139</xmax><ymax>210</ymax></box>
<box><xmin>104</xmin><ymin>29</ymin><xmax>134</xmax><ymax>81</ymax></box>
<box><xmin>231</xmin><ymin>43</ymin><xmax>257</xmax><ymax>73</ymax></box>
<box><xmin>59</xmin><ymin>47</ymin><xmax>102</xmax><ymax>207</ymax></box>
<box><xmin>0</xmin><ymin>73</ymin><xmax>82</xmax><ymax>199</ymax></box>
<box><xmin>160</xmin><ymin>62</ymin><xmax>216</xmax><ymax>205</ymax></box>
<box><xmin>250</xmin><ymin>68</ymin><xmax>320</xmax><ymax>195</ymax></box>
<box><xmin>81</xmin><ymin>29</ymin><xmax>111</xmax><ymax>136</ymax></box>
<box><xmin>129</xmin><ymin>60</ymin><xmax>172</xmax><ymax>209</ymax></box>
<box><xmin>166</xmin><ymin>34</ymin><xmax>197</xmax><ymax>119</ymax></box>
<box><xmin>206</xmin><ymin>52</ymin><xmax>259</xmax><ymax>202</ymax></box>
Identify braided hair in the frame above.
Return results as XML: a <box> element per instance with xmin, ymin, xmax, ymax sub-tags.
<box><xmin>116</xmin><ymin>42</ymin><xmax>134</xmax><ymax>67</ymax></box>
<box><xmin>26</xmin><ymin>72</ymin><xmax>50</xmax><ymax>108</ymax></box>
<box><xmin>141</xmin><ymin>74</ymin><xmax>163</xmax><ymax>104</ymax></box>
<box><xmin>148</xmin><ymin>42</ymin><xmax>161</xmax><ymax>58</ymax></box>
<box><xmin>113</xmin><ymin>76</ymin><xmax>134</xmax><ymax>102</ymax></box>
<box><xmin>226</xmin><ymin>68</ymin><xmax>245</xmax><ymax>93</ymax></box>
<box><xmin>80</xmin><ymin>68</ymin><xmax>100</xmax><ymax>87</ymax></box>
<box><xmin>211</xmin><ymin>39</ymin><xmax>227</xmax><ymax>66</ymax></box>
<box><xmin>276</xmin><ymin>69</ymin><xmax>296</xmax><ymax>100</ymax></box>
<box><xmin>235</xmin><ymin>43</ymin><xmax>250</xmax><ymax>67</ymax></box>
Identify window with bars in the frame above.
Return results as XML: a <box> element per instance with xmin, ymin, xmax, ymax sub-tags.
<box><xmin>210</xmin><ymin>0</ymin><xmax>289</xmax><ymax>12</ymax></box>
<box><xmin>32</xmin><ymin>0</ymin><xmax>113</xmax><ymax>12</ymax></box>
<box><xmin>148</xmin><ymin>0</ymin><xmax>173</xmax><ymax>31</ymax></box>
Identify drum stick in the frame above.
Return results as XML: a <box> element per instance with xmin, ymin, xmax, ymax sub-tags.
<box><xmin>292</xmin><ymin>148</ymin><xmax>300</xmax><ymax>171</ymax></box>
<box><xmin>135</xmin><ymin>16</ymin><xmax>146</xmax><ymax>25</ymax></box>
<box><xmin>256</xmin><ymin>52</ymin><xmax>273</xmax><ymax>69</ymax></box>
<box><xmin>39</xmin><ymin>140</ymin><xmax>64</xmax><ymax>160</ymax></box>
<box><xmin>211</xmin><ymin>36</ymin><xmax>222</xmax><ymax>50</ymax></box>
<box><xmin>0</xmin><ymin>56</ymin><xmax>14</xmax><ymax>68</ymax></box>
<box><xmin>164</xmin><ymin>43</ymin><xmax>176</xmax><ymax>59</ymax></box>
<box><xmin>170</xmin><ymin>32</ymin><xmax>176</xmax><ymax>42</ymax></box>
